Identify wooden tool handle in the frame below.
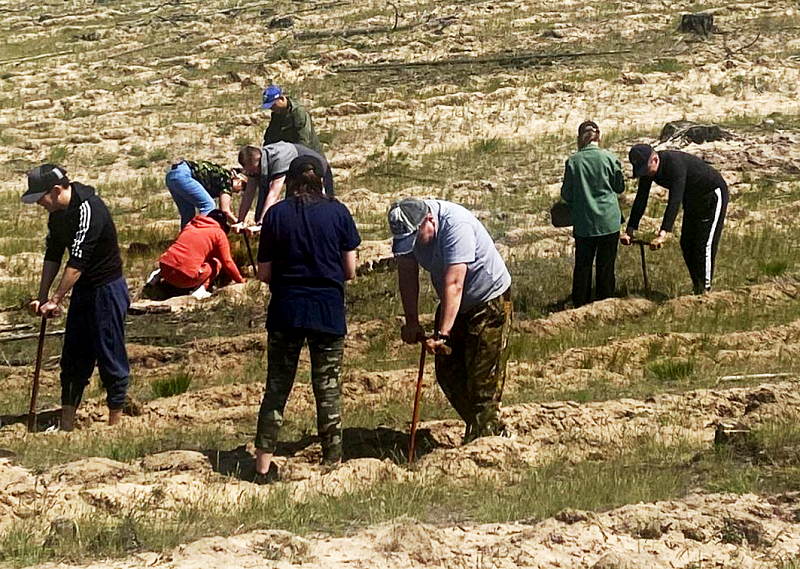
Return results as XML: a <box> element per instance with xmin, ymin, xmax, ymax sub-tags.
<box><xmin>27</xmin><ymin>316</ymin><xmax>47</xmax><ymax>432</ymax></box>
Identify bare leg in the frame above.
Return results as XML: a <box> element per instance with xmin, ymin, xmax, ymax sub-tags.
<box><xmin>61</xmin><ymin>405</ymin><xmax>77</xmax><ymax>431</ymax></box>
<box><xmin>255</xmin><ymin>448</ymin><xmax>273</xmax><ymax>475</ymax></box>
<box><xmin>108</xmin><ymin>408</ymin><xmax>123</xmax><ymax>426</ymax></box>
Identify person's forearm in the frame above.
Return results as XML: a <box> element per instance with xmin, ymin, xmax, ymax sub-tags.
<box><xmin>223</xmin><ymin>258</ymin><xmax>245</xmax><ymax>283</ymax></box>
<box><xmin>342</xmin><ymin>250</ymin><xmax>357</xmax><ymax>281</ymax></box>
<box><xmin>37</xmin><ymin>260</ymin><xmax>61</xmax><ymax>303</ymax></box>
<box><xmin>661</xmin><ymin>194</ymin><xmax>681</xmax><ymax>233</ymax></box>
<box><xmin>398</xmin><ymin>259</ymin><xmax>420</xmax><ymax>325</ymax></box>
<box><xmin>257</xmin><ymin>177</ymin><xmax>285</xmax><ymax>225</ymax></box>
<box><xmin>219</xmin><ymin>194</ymin><xmax>237</xmax><ymax>223</ymax></box>
<box><xmin>237</xmin><ymin>179</ymin><xmax>257</xmax><ymax>223</ymax></box>
<box><xmin>51</xmin><ymin>266</ymin><xmax>82</xmax><ymax>303</ymax></box>
<box><xmin>437</xmin><ymin>266</ymin><xmax>466</xmax><ymax>335</ymax></box>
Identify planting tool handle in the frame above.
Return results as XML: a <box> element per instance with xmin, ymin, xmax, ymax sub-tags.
<box><xmin>243</xmin><ymin>233</ymin><xmax>257</xmax><ymax>277</ymax></box>
<box><xmin>637</xmin><ymin>241</ymin><xmax>650</xmax><ymax>297</ymax></box>
<box><xmin>408</xmin><ymin>341</ymin><xmax>427</xmax><ymax>464</ymax></box>
<box><xmin>27</xmin><ymin>316</ymin><xmax>47</xmax><ymax>432</ymax></box>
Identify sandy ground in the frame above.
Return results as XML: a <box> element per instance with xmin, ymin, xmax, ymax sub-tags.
<box><xmin>2</xmin><ymin>0</ymin><xmax>800</xmax><ymax>566</ymax></box>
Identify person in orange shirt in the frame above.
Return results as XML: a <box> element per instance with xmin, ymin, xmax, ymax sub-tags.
<box><xmin>158</xmin><ymin>209</ymin><xmax>245</xmax><ymax>299</ymax></box>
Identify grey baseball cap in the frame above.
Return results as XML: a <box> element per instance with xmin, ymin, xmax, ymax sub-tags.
<box><xmin>22</xmin><ymin>164</ymin><xmax>68</xmax><ymax>204</ymax></box>
<box><xmin>387</xmin><ymin>198</ymin><xmax>429</xmax><ymax>256</ymax></box>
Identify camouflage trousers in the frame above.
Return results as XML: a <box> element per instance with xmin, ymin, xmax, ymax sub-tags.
<box><xmin>435</xmin><ymin>290</ymin><xmax>512</xmax><ymax>443</ymax></box>
<box><xmin>255</xmin><ymin>329</ymin><xmax>344</xmax><ymax>463</ymax></box>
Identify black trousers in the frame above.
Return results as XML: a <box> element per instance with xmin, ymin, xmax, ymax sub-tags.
<box><xmin>680</xmin><ymin>185</ymin><xmax>728</xmax><ymax>294</ymax></box>
<box><xmin>61</xmin><ymin>277</ymin><xmax>130</xmax><ymax>409</ymax></box>
<box><xmin>572</xmin><ymin>232</ymin><xmax>619</xmax><ymax>308</ymax></box>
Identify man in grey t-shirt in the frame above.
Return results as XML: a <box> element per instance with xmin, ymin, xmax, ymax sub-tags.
<box><xmin>388</xmin><ymin>198</ymin><xmax>512</xmax><ymax>443</ymax></box>
<box><xmin>234</xmin><ymin>142</ymin><xmax>332</xmax><ymax>233</ymax></box>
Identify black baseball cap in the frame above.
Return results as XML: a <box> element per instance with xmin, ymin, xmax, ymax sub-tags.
<box><xmin>629</xmin><ymin>144</ymin><xmax>654</xmax><ymax>178</ymax></box>
<box><xmin>387</xmin><ymin>198</ymin><xmax>429</xmax><ymax>256</ymax></box>
<box><xmin>22</xmin><ymin>164</ymin><xmax>68</xmax><ymax>204</ymax></box>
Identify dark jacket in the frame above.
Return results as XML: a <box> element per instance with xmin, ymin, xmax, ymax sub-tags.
<box><xmin>44</xmin><ymin>182</ymin><xmax>123</xmax><ymax>287</ymax></box>
<box><xmin>263</xmin><ymin>97</ymin><xmax>324</xmax><ymax>155</ymax></box>
<box><xmin>628</xmin><ymin>150</ymin><xmax>727</xmax><ymax>233</ymax></box>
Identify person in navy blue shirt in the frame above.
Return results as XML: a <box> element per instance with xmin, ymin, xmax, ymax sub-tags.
<box><xmin>253</xmin><ymin>155</ymin><xmax>360</xmax><ymax>481</ymax></box>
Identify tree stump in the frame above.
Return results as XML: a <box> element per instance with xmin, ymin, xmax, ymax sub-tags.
<box><xmin>659</xmin><ymin>120</ymin><xmax>729</xmax><ymax>144</ymax></box>
<box><xmin>679</xmin><ymin>13</ymin><xmax>714</xmax><ymax>36</ymax></box>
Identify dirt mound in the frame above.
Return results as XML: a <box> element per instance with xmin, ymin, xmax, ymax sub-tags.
<box><xmin>4</xmin><ymin>380</ymin><xmax>800</xmax><ymax>562</ymax></box>
<box><xmin>532</xmin><ymin>317</ymin><xmax>800</xmax><ymax>381</ymax></box>
<box><xmin>666</xmin><ymin>278</ymin><xmax>800</xmax><ymax>318</ymax></box>
<box><xmin>517</xmin><ymin>278</ymin><xmax>800</xmax><ymax>340</ymax></box>
<box><xmin>20</xmin><ymin>492</ymin><xmax>800</xmax><ymax>569</ymax></box>
<box><xmin>518</xmin><ymin>296</ymin><xmax>656</xmax><ymax>337</ymax></box>
<box><xmin>45</xmin><ymin>457</ymin><xmax>133</xmax><ymax>487</ymax></box>
<box><xmin>140</xmin><ymin>450</ymin><xmax>211</xmax><ymax>474</ymax></box>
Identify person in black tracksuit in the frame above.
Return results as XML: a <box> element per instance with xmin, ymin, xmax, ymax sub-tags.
<box><xmin>22</xmin><ymin>164</ymin><xmax>130</xmax><ymax>431</ymax></box>
<box><xmin>623</xmin><ymin>144</ymin><xmax>729</xmax><ymax>294</ymax></box>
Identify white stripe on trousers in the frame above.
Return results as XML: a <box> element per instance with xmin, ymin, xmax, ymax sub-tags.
<box><xmin>704</xmin><ymin>187</ymin><xmax>723</xmax><ymax>289</ymax></box>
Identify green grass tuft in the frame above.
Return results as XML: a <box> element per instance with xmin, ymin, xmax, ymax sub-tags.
<box><xmin>151</xmin><ymin>371</ymin><xmax>193</xmax><ymax>398</ymax></box>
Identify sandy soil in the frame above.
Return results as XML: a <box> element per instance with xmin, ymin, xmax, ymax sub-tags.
<box><xmin>2</xmin><ymin>0</ymin><xmax>800</xmax><ymax>567</ymax></box>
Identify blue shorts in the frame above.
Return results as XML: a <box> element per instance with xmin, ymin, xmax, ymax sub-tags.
<box><xmin>60</xmin><ymin>276</ymin><xmax>130</xmax><ymax>409</ymax></box>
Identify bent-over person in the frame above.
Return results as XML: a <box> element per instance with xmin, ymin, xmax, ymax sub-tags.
<box><xmin>158</xmin><ymin>209</ymin><xmax>245</xmax><ymax>299</ymax></box>
<box><xmin>624</xmin><ymin>144</ymin><xmax>728</xmax><ymax>294</ymax></box>
<box><xmin>234</xmin><ymin>143</ymin><xmax>332</xmax><ymax>234</ymax></box>
<box><xmin>23</xmin><ymin>164</ymin><xmax>130</xmax><ymax>431</ymax></box>
<box><xmin>166</xmin><ymin>159</ymin><xmax>247</xmax><ymax>229</ymax></box>
<box><xmin>388</xmin><ymin>198</ymin><xmax>512</xmax><ymax>443</ymax></box>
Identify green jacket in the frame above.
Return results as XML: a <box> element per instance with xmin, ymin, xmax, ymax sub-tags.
<box><xmin>560</xmin><ymin>144</ymin><xmax>625</xmax><ymax>238</ymax></box>
<box><xmin>262</xmin><ymin>97</ymin><xmax>323</xmax><ymax>155</ymax></box>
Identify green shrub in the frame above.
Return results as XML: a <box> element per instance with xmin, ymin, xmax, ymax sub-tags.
<box><xmin>129</xmin><ymin>157</ymin><xmax>150</xmax><ymax>169</ymax></box>
<box><xmin>151</xmin><ymin>371</ymin><xmax>192</xmax><ymax>398</ymax></box>
<box><xmin>94</xmin><ymin>152</ymin><xmax>118</xmax><ymax>166</ymax></box>
<box><xmin>647</xmin><ymin>357</ymin><xmax>695</xmax><ymax>382</ymax></box>
<box><xmin>147</xmin><ymin>148</ymin><xmax>169</xmax><ymax>162</ymax></box>
<box><xmin>643</xmin><ymin>58</ymin><xmax>688</xmax><ymax>74</ymax></box>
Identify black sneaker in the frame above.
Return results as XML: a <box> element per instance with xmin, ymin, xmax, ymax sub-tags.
<box><xmin>252</xmin><ymin>462</ymin><xmax>280</xmax><ymax>485</ymax></box>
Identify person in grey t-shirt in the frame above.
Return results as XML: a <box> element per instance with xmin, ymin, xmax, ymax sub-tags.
<box><xmin>388</xmin><ymin>198</ymin><xmax>512</xmax><ymax>443</ymax></box>
<box><xmin>234</xmin><ymin>143</ymin><xmax>332</xmax><ymax>234</ymax></box>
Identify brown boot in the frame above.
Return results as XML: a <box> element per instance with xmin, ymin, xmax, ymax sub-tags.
<box><xmin>108</xmin><ymin>408</ymin><xmax>123</xmax><ymax>426</ymax></box>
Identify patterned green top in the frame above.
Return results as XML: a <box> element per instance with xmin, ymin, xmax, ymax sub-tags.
<box><xmin>186</xmin><ymin>160</ymin><xmax>234</xmax><ymax>198</ymax></box>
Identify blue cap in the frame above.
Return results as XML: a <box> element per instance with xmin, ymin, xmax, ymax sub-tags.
<box><xmin>261</xmin><ymin>85</ymin><xmax>283</xmax><ymax>109</ymax></box>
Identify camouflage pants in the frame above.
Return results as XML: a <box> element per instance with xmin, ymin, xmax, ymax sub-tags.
<box><xmin>255</xmin><ymin>329</ymin><xmax>344</xmax><ymax>463</ymax></box>
<box><xmin>435</xmin><ymin>290</ymin><xmax>512</xmax><ymax>443</ymax></box>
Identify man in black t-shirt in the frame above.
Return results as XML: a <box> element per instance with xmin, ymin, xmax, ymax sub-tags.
<box><xmin>23</xmin><ymin>164</ymin><xmax>130</xmax><ymax>431</ymax></box>
<box><xmin>623</xmin><ymin>144</ymin><xmax>729</xmax><ymax>294</ymax></box>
